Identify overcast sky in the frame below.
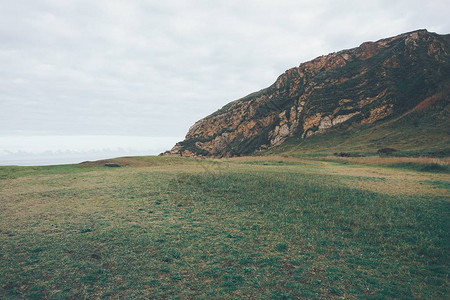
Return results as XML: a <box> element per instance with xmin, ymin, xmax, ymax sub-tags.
<box><xmin>1</xmin><ymin>0</ymin><xmax>449</xmax><ymax>138</ymax></box>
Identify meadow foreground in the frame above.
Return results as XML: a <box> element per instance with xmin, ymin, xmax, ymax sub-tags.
<box><xmin>0</xmin><ymin>156</ymin><xmax>448</xmax><ymax>299</ymax></box>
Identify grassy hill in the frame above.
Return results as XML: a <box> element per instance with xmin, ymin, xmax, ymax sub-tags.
<box><xmin>1</xmin><ymin>156</ymin><xmax>448</xmax><ymax>298</ymax></box>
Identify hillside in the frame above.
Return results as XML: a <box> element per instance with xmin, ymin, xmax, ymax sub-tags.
<box><xmin>166</xmin><ymin>29</ymin><xmax>450</xmax><ymax>157</ymax></box>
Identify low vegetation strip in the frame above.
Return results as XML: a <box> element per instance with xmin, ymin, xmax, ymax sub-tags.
<box><xmin>0</xmin><ymin>156</ymin><xmax>448</xmax><ymax>299</ymax></box>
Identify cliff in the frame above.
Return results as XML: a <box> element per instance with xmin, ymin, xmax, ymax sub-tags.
<box><xmin>167</xmin><ymin>30</ymin><xmax>450</xmax><ymax>157</ymax></box>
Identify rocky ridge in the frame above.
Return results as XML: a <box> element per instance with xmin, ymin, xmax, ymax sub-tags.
<box><xmin>166</xmin><ymin>30</ymin><xmax>450</xmax><ymax>157</ymax></box>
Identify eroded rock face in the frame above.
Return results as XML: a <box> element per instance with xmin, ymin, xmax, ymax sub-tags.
<box><xmin>168</xmin><ymin>30</ymin><xmax>450</xmax><ymax>157</ymax></box>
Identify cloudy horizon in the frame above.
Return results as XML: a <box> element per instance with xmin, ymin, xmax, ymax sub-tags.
<box><xmin>1</xmin><ymin>0</ymin><xmax>449</xmax><ymax>164</ymax></box>
<box><xmin>0</xmin><ymin>135</ymin><xmax>182</xmax><ymax>165</ymax></box>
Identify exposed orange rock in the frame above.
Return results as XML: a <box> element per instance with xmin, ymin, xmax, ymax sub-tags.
<box><xmin>361</xmin><ymin>105</ymin><xmax>394</xmax><ymax>125</ymax></box>
<box><xmin>167</xmin><ymin>29</ymin><xmax>450</xmax><ymax>157</ymax></box>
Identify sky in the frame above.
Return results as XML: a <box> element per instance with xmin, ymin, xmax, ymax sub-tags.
<box><xmin>0</xmin><ymin>0</ymin><xmax>449</xmax><ymax>164</ymax></box>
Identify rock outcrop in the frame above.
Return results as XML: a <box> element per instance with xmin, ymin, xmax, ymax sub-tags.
<box><xmin>168</xmin><ymin>29</ymin><xmax>450</xmax><ymax>157</ymax></box>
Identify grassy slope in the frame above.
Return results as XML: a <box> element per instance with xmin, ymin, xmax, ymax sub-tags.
<box><xmin>0</xmin><ymin>156</ymin><xmax>449</xmax><ymax>299</ymax></box>
<box><xmin>263</xmin><ymin>98</ymin><xmax>450</xmax><ymax>158</ymax></box>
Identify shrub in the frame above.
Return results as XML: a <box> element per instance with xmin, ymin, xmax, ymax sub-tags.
<box><xmin>377</xmin><ymin>148</ymin><xmax>398</xmax><ymax>156</ymax></box>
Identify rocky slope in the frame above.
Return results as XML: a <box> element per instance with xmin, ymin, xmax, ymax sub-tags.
<box><xmin>167</xmin><ymin>29</ymin><xmax>450</xmax><ymax>157</ymax></box>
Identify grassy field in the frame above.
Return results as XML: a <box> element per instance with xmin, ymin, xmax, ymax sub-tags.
<box><xmin>0</xmin><ymin>156</ymin><xmax>449</xmax><ymax>299</ymax></box>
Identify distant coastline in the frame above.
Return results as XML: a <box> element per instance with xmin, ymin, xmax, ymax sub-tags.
<box><xmin>0</xmin><ymin>135</ymin><xmax>182</xmax><ymax>166</ymax></box>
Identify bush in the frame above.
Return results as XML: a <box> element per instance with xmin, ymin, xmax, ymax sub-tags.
<box><xmin>377</xmin><ymin>148</ymin><xmax>398</xmax><ymax>156</ymax></box>
<box><xmin>104</xmin><ymin>163</ymin><xmax>121</xmax><ymax>167</ymax></box>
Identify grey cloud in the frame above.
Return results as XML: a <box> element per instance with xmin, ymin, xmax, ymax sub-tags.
<box><xmin>0</xmin><ymin>0</ymin><xmax>448</xmax><ymax>137</ymax></box>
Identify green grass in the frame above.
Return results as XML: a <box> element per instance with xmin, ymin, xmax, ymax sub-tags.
<box><xmin>0</xmin><ymin>165</ymin><xmax>89</xmax><ymax>180</ymax></box>
<box><xmin>421</xmin><ymin>180</ymin><xmax>450</xmax><ymax>190</ymax></box>
<box><xmin>0</xmin><ymin>156</ymin><xmax>449</xmax><ymax>298</ymax></box>
<box><xmin>386</xmin><ymin>162</ymin><xmax>450</xmax><ymax>173</ymax></box>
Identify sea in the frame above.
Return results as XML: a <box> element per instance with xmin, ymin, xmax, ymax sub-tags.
<box><xmin>0</xmin><ymin>135</ymin><xmax>182</xmax><ymax>166</ymax></box>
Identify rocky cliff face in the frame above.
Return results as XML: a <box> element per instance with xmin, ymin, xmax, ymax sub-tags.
<box><xmin>167</xmin><ymin>30</ymin><xmax>450</xmax><ymax>157</ymax></box>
